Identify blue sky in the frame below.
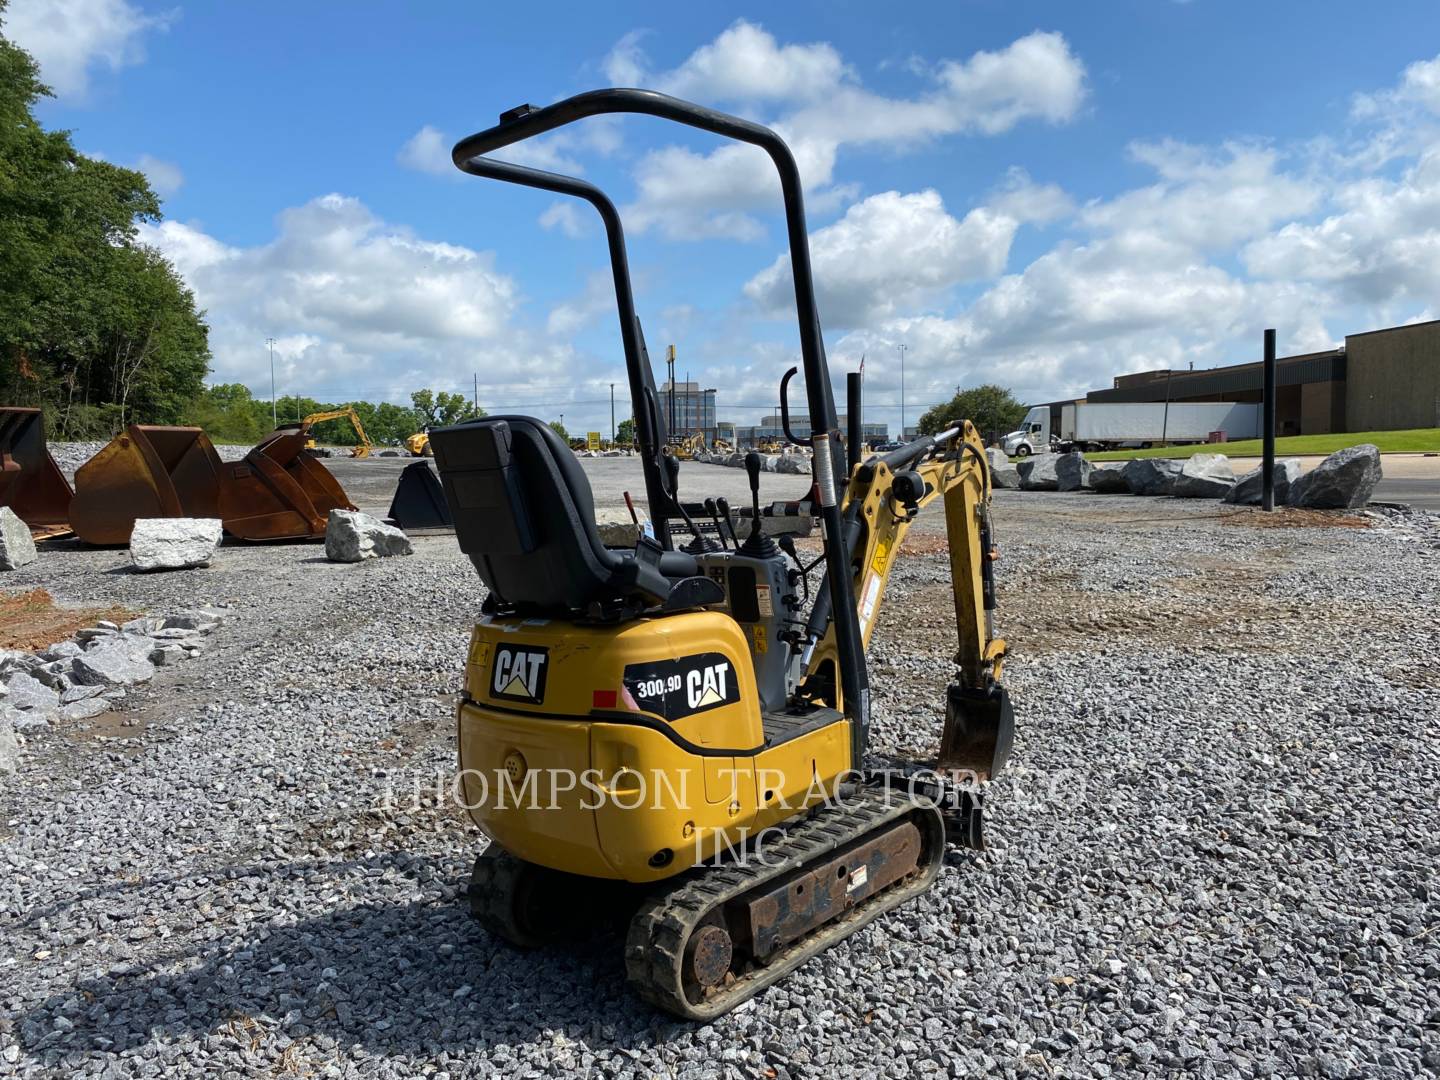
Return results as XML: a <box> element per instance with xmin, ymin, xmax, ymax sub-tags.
<box><xmin>9</xmin><ymin>0</ymin><xmax>1440</xmax><ymax>436</ymax></box>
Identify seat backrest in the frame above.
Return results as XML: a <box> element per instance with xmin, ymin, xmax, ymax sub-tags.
<box><xmin>430</xmin><ymin>416</ymin><xmax>632</xmax><ymax>614</ymax></box>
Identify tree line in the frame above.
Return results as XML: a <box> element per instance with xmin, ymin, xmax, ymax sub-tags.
<box><xmin>188</xmin><ymin>384</ymin><xmax>485</xmax><ymax>447</ymax></box>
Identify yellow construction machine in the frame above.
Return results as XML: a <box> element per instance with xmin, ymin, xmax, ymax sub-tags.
<box><xmin>406</xmin><ymin>431</ymin><xmax>432</xmax><ymax>457</ymax></box>
<box><xmin>302</xmin><ymin>407</ymin><xmax>372</xmax><ymax>458</ymax></box>
<box><xmin>668</xmin><ymin>431</ymin><xmax>705</xmax><ymax>460</ymax></box>
<box><xmin>432</xmin><ymin>89</ymin><xmax>1012</xmax><ymax>1020</ymax></box>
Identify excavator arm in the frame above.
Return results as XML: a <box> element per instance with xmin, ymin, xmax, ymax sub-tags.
<box><xmin>797</xmin><ymin>419</ymin><xmax>1010</xmax><ymax>777</ymax></box>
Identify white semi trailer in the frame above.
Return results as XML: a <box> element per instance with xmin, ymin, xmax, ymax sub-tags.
<box><xmin>1000</xmin><ymin>402</ymin><xmax>1262</xmax><ymax>456</ymax></box>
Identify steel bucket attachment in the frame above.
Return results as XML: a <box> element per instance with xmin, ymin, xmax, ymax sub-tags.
<box><xmin>70</xmin><ymin>425</ymin><xmax>222</xmax><ymax>545</ymax></box>
<box><xmin>0</xmin><ymin>407</ymin><xmax>73</xmax><ymax>528</ymax></box>
<box><xmin>936</xmin><ymin>682</ymin><xmax>1014</xmax><ymax>781</ymax></box>
<box><xmin>388</xmin><ymin>460</ymin><xmax>452</xmax><ymax>530</ymax></box>
<box><xmin>219</xmin><ymin>425</ymin><xmax>355</xmax><ymax>540</ymax></box>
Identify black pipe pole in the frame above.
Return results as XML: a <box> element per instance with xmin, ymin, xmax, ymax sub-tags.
<box><xmin>1262</xmin><ymin>328</ymin><xmax>1276</xmax><ymax>512</ymax></box>
<box><xmin>846</xmin><ymin>371</ymin><xmax>862</xmax><ymax>474</ymax></box>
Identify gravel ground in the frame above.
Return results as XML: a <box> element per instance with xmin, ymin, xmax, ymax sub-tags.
<box><xmin>1</xmin><ymin>482</ymin><xmax>1437</xmax><ymax>1078</ymax></box>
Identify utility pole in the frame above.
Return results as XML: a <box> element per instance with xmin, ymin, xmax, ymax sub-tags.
<box><xmin>610</xmin><ymin>382</ymin><xmax>616</xmax><ymax>443</ymax></box>
<box><xmin>897</xmin><ymin>343</ymin><xmax>908</xmax><ymax>437</ymax></box>
<box><xmin>265</xmin><ymin>338</ymin><xmax>277</xmax><ymax>427</ymax></box>
<box><xmin>473</xmin><ymin>372</ymin><xmax>479</xmax><ymax>417</ymax></box>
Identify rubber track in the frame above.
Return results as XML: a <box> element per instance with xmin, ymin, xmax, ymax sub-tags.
<box><xmin>623</xmin><ymin>785</ymin><xmax>945</xmax><ymax>1021</ymax></box>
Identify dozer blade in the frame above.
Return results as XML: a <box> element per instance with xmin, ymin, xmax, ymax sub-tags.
<box><xmin>0</xmin><ymin>407</ymin><xmax>73</xmax><ymax>529</ymax></box>
<box><xmin>388</xmin><ymin>460</ymin><xmax>452</xmax><ymax>530</ymax></box>
<box><xmin>218</xmin><ymin>425</ymin><xmax>356</xmax><ymax>540</ymax></box>
<box><xmin>70</xmin><ymin>425</ymin><xmax>222</xmax><ymax>545</ymax></box>
<box><xmin>936</xmin><ymin>682</ymin><xmax>1015</xmax><ymax>781</ymax></box>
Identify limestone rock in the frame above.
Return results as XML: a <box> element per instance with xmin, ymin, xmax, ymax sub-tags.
<box><xmin>60</xmin><ymin>698</ymin><xmax>110</xmax><ymax>722</ymax></box>
<box><xmin>5</xmin><ymin>671</ymin><xmax>58</xmax><ymax>714</ymax></box>
<box><xmin>1288</xmin><ymin>444</ymin><xmax>1383</xmax><ymax>509</ymax></box>
<box><xmin>129</xmin><ymin>517</ymin><xmax>222</xmax><ymax>571</ymax></box>
<box><xmin>324</xmin><ymin>510</ymin><xmax>414</xmax><ymax>563</ymax></box>
<box><xmin>1088</xmin><ymin>465</ymin><xmax>1130</xmax><ymax>494</ymax></box>
<box><xmin>1018</xmin><ymin>454</ymin><xmax>1059</xmax><ymax>491</ymax></box>
<box><xmin>1055</xmin><ymin>451</ymin><xmax>1093</xmax><ymax>492</ymax></box>
<box><xmin>0</xmin><ymin>506</ymin><xmax>37</xmax><ymax>570</ymax></box>
<box><xmin>595</xmin><ymin>508</ymin><xmax>645</xmax><ymax>547</ymax></box>
<box><xmin>70</xmin><ymin>640</ymin><xmax>156</xmax><ymax>687</ymax></box>
<box><xmin>986</xmin><ymin>448</ymin><xmax>1020</xmax><ymax>490</ymax></box>
<box><xmin>1121</xmin><ymin>457</ymin><xmax>1183</xmax><ymax>496</ymax></box>
<box><xmin>1172</xmin><ymin>454</ymin><xmax>1236</xmax><ymax>499</ymax></box>
<box><xmin>0</xmin><ymin>718</ymin><xmax>17</xmax><ymax>774</ymax></box>
<box><xmin>1224</xmin><ymin>459</ymin><xmax>1302</xmax><ymax>505</ymax></box>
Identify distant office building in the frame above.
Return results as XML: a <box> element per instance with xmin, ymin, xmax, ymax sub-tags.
<box><xmin>730</xmin><ymin>413</ymin><xmax>887</xmax><ymax>447</ymax></box>
<box><xmin>1082</xmin><ymin>319</ymin><xmax>1440</xmax><ymax>436</ymax></box>
<box><xmin>660</xmin><ymin>381</ymin><xmax>717</xmax><ymax>442</ymax></box>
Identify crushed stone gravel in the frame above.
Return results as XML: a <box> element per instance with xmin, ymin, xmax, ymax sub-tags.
<box><xmin>0</xmin><ymin>487</ymin><xmax>1436</xmax><ymax>1078</ymax></box>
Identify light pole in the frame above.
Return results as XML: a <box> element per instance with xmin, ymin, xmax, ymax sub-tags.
<box><xmin>265</xmin><ymin>338</ymin><xmax>277</xmax><ymax>427</ymax></box>
<box><xmin>897</xmin><ymin>343</ymin><xmax>907</xmax><ymax>437</ymax></box>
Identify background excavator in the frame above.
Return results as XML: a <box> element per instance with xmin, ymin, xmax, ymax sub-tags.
<box><xmin>430</xmin><ymin>88</ymin><xmax>1014</xmax><ymax>1021</ymax></box>
<box><xmin>301</xmin><ymin>407</ymin><xmax>373</xmax><ymax>458</ymax></box>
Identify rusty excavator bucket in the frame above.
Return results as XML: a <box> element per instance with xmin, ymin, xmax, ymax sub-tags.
<box><xmin>70</xmin><ymin>425</ymin><xmax>224</xmax><ymax>545</ymax></box>
<box><xmin>218</xmin><ymin>425</ymin><xmax>356</xmax><ymax>540</ymax></box>
<box><xmin>0</xmin><ymin>407</ymin><xmax>74</xmax><ymax>529</ymax></box>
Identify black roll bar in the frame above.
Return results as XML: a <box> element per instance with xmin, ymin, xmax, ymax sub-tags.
<box><xmin>453</xmin><ymin>88</ymin><xmax>871</xmax><ymax>752</ymax></box>
<box><xmin>452</xmin><ymin>155</ymin><xmax>675</xmax><ymax>546</ymax></box>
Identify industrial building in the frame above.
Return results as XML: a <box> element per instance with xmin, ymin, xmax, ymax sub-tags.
<box><xmin>1079</xmin><ymin>320</ymin><xmax>1440</xmax><ymax>436</ymax></box>
<box><xmin>731</xmin><ymin>413</ymin><xmax>888</xmax><ymax>448</ymax></box>
<box><xmin>660</xmin><ymin>380</ymin><xmax>717</xmax><ymax>442</ymax></box>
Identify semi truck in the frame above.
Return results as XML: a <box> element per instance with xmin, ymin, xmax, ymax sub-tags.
<box><xmin>1000</xmin><ymin>402</ymin><xmax>1262</xmax><ymax>456</ymax></box>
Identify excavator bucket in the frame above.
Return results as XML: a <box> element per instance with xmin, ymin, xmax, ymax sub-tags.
<box><xmin>388</xmin><ymin>460</ymin><xmax>452</xmax><ymax>530</ymax></box>
<box><xmin>218</xmin><ymin>425</ymin><xmax>355</xmax><ymax>540</ymax></box>
<box><xmin>0</xmin><ymin>408</ymin><xmax>73</xmax><ymax>528</ymax></box>
<box><xmin>936</xmin><ymin>683</ymin><xmax>1015</xmax><ymax>781</ymax></box>
<box><xmin>70</xmin><ymin>425</ymin><xmax>223</xmax><ymax>545</ymax></box>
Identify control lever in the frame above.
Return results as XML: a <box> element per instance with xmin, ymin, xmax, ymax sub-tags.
<box><xmin>778</xmin><ymin>534</ymin><xmax>809</xmax><ymax>604</ymax></box>
<box><xmin>664</xmin><ymin>452</ymin><xmax>717</xmax><ymax>553</ymax></box>
<box><xmin>703</xmin><ymin>498</ymin><xmax>730</xmax><ymax>550</ymax></box>
<box><xmin>714</xmin><ymin>497</ymin><xmax>741</xmax><ymax>548</ymax></box>
<box><xmin>739</xmin><ymin>452</ymin><xmax>779</xmax><ymax>558</ymax></box>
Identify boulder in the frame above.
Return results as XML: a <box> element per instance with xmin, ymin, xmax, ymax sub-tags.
<box><xmin>5</xmin><ymin>671</ymin><xmax>58</xmax><ymax>714</ymax></box>
<box><xmin>324</xmin><ymin>510</ymin><xmax>414</xmax><ymax>563</ymax></box>
<box><xmin>1224</xmin><ymin>459</ymin><xmax>1302</xmax><ymax>505</ymax></box>
<box><xmin>1171</xmin><ymin>454</ymin><xmax>1236</xmax><ymax>499</ymax></box>
<box><xmin>762</xmin><ymin>455</ymin><xmax>780</xmax><ymax>473</ymax></box>
<box><xmin>1088</xmin><ymin>465</ymin><xmax>1130</xmax><ymax>494</ymax></box>
<box><xmin>129</xmin><ymin>517</ymin><xmax>223</xmax><ymax>571</ymax></box>
<box><xmin>61</xmin><ymin>683</ymin><xmax>107</xmax><ymax>705</ymax></box>
<box><xmin>69</xmin><ymin>640</ymin><xmax>156</xmax><ymax>687</ymax></box>
<box><xmin>1288</xmin><ymin>444</ymin><xmax>1383</xmax><ymax>509</ymax></box>
<box><xmin>1054</xmin><ymin>451</ymin><xmax>1093</xmax><ymax>492</ymax></box>
<box><xmin>1018</xmin><ymin>454</ymin><xmax>1059</xmax><ymax>491</ymax></box>
<box><xmin>61</xmin><ymin>698</ymin><xmax>110</xmax><ymax>722</ymax></box>
<box><xmin>986</xmin><ymin>448</ymin><xmax>1020</xmax><ymax>490</ymax></box>
<box><xmin>775</xmin><ymin>456</ymin><xmax>807</xmax><ymax>475</ymax></box>
<box><xmin>595</xmin><ymin>507</ymin><xmax>645</xmax><ymax>547</ymax></box>
<box><xmin>0</xmin><ymin>506</ymin><xmax>37</xmax><ymax>570</ymax></box>
<box><xmin>0</xmin><ymin>718</ymin><xmax>17</xmax><ymax>775</ymax></box>
<box><xmin>1121</xmin><ymin>457</ymin><xmax>1183</xmax><ymax>496</ymax></box>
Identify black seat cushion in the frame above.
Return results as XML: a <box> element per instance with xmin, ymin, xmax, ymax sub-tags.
<box><xmin>429</xmin><ymin>416</ymin><xmax>717</xmax><ymax>616</ymax></box>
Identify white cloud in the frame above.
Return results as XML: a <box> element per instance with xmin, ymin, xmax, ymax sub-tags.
<box><xmin>5</xmin><ymin>0</ymin><xmax>171</xmax><ymax>100</ymax></box>
<box><xmin>137</xmin><ymin>195</ymin><xmax>585</xmax><ymax>401</ymax></box>
<box><xmin>989</xmin><ymin>167</ymin><xmax>1074</xmax><ymax>225</ymax></box>
<box><xmin>539</xmin><ymin>201</ymin><xmax>587</xmax><ymax>238</ymax></box>
<box><xmin>607</xmin><ymin>22</ymin><xmax>1087</xmax><ymax>240</ymax></box>
<box><xmin>397</xmin><ymin>125</ymin><xmax>455</xmax><ymax>177</ymax></box>
<box><xmin>135</xmin><ymin>153</ymin><xmax>182</xmax><ymax>196</ymax></box>
<box><xmin>745</xmin><ymin>190</ymin><xmax>1018</xmax><ymax>327</ymax></box>
<box><xmin>1081</xmin><ymin>140</ymin><xmax>1321</xmax><ymax>251</ymax></box>
<box><xmin>546</xmin><ymin>271</ymin><xmax>614</xmax><ymax>337</ymax></box>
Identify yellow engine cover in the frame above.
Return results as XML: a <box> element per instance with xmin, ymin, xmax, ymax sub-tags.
<box><xmin>458</xmin><ymin>610</ymin><xmax>850</xmax><ymax>883</ymax></box>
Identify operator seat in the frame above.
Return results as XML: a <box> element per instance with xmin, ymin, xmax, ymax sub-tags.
<box><xmin>429</xmin><ymin>416</ymin><xmax>722</xmax><ymax>618</ymax></box>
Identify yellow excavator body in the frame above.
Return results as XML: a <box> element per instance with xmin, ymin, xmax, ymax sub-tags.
<box><xmin>301</xmin><ymin>407</ymin><xmax>372</xmax><ymax>458</ymax></box>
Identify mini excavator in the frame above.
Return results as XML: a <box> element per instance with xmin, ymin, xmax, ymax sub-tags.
<box><xmin>431</xmin><ymin>89</ymin><xmax>1014</xmax><ymax>1021</ymax></box>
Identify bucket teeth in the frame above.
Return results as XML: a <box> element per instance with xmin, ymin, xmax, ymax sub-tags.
<box><xmin>0</xmin><ymin>408</ymin><xmax>73</xmax><ymax>529</ymax></box>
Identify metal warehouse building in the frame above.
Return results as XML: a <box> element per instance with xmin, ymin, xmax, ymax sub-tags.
<box><xmin>1086</xmin><ymin>320</ymin><xmax>1440</xmax><ymax>436</ymax></box>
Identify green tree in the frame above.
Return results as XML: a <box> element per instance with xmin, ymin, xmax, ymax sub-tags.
<box><xmin>182</xmin><ymin>384</ymin><xmax>265</xmax><ymax>443</ymax></box>
<box><xmin>616</xmin><ymin>417</ymin><xmax>636</xmax><ymax>446</ymax></box>
<box><xmin>548</xmin><ymin>419</ymin><xmax>570</xmax><ymax>442</ymax></box>
<box><xmin>917</xmin><ymin>384</ymin><xmax>1027</xmax><ymax>440</ymax></box>
<box><xmin>411</xmin><ymin>388</ymin><xmax>481</xmax><ymax>429</ymax></box>
<box><xmin>0</xmin><ymin>5</ymin><xmax>211</xmax><ymax>436</ymax></box>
